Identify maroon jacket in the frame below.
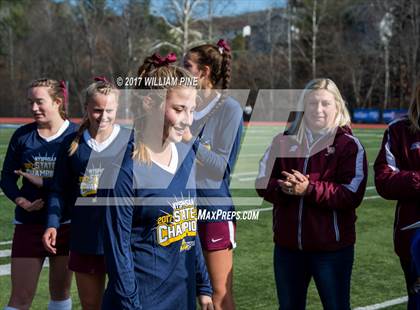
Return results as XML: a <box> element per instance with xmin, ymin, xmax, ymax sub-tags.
<box><xmin>256</xmin><ymin>126</ymin><xmax>368</xmax><ymax>251</ymax></box>
<box><xmin>374</xmin><ymin>118</ymin><xmax>420</xmax><ymax>260</ymax></box>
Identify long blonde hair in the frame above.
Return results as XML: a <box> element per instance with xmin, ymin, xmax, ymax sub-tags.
<box><xmin>68</xmin><ymin>79</ymin><xmax>119</xmax><ymax>156</ymax></box>
<box><xmin>133</xmin><ymin>55</ymin><xmax>195</xmax><ymax>163</ymax></box>
<box><xmin>408</xmin><ymin>83</ymin><xmax>420</xmax><ymax>132</ymax></box>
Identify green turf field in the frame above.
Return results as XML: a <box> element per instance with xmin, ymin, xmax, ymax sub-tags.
<box><xmin>0</xmin><ymin>126</ymin><xmax>408</xmax><ymax>309</ymax></box>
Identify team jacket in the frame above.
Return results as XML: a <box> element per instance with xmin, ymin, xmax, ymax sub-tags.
<box><xmin>374</xmin><ymin>117</ymin><xmax>420</xmax><ymax>260</ymax></box>
<box><xmin>256</xmin><ymin>126</ymin><xmax>367</xmax><ymax>251</ymax></box>
<box><xmin>0</xmin><ymin>121</ymin><xmax>77</xmax><ymax>224</ymax></box>
<box><xmin>101</xmin><ymin>141</ymin><xmax>212</xmax><ymax>310</ymax></box>
<box><xmin>47</xmin><ymin>126</ymin><xmax>133</xmax><ymax>254</ymax></box>
<box><xmin>190</xmin><ymin>96</ymin><xmax>243</xmax><ymax>216</ymax></box>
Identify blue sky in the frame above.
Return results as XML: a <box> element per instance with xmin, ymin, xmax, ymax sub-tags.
<box><xmin>224</xmin><ymin>0</ymin><xmax>286</xmax><ymax>16</ymax></box>
<box><xmin>151</xmin><ymin>0</ymin><xmax>286</xmax><ymax>17</ymax></box>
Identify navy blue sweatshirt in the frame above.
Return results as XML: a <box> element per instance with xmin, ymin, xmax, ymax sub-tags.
<box><xmin>0</xmin><ymin>121</ymin><xmax>77</xmax><ymax>224</ymax></box>
<box><xmin>190</xmin><ymin>96</ymin><xmax>243</xmax><ymax>215</ymax></box>
<box><xmin>101</xmin><ymin>141</ymin><xmax>212</xmax><ymax>310</ymax></box>
<box><xmin>47</xmin><ymin>125</ymin><xmax>133</xmax><ymax>254</ymax></box>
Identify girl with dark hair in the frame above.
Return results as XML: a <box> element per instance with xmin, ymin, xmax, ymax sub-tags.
<box><xmin>184</xmin><ymin>39</ymin><xmax>243</xmax><ymax>310</ymax></box>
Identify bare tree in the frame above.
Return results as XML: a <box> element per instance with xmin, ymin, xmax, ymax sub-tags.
<box><xmin>152</xmin><ymin>0</ymin><xmax>205</xmax><ymax>55</ymax></box>
<box><xmin>114</xmin><ymin>0</ymin><xmax>156</xmax><ymax>76</ymax></box>
<box><xmin>72</xmin><ymin>0</ymin><xmax>108</xmax><ymax>75</ymax></box>
<box><xmin>205</xmin><ymin>0</ymin><xmax>231</xmax><ymax>41</ymax></box>
<box><xmin>286</xmin><ymin>0</ymin><xmax>299</xmax><ymax>88</ymax></box>
<box><xmin>379</xmin><ymin>10</ymin><xmax>394</xmax><ymax>110</ymax></box>
<box><xmin>293</xmin><ymin>0</ymin><xmax>328</xmax><ymax>79</ymax></box>
<box><xmin>311</xmin><ymin>0</ymin><xmax>318</xmax><ymax>78</ymax></box>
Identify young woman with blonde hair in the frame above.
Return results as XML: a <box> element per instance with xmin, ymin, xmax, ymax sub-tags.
<box><xmin>256</xmin><ymin>78</ymin><xmax>367</xmax><ymax>310</ymax></box>
<box><xmin>101</xmin><ymin>53</ymin><xmax>213</xmax><ymax>309</ymax></box>
<box><xmin>43</xmin><ymin>77</ymin><xmax>131</xmax><ymax>310</ymax></box>
<box><xmin>183</xmin><ymin>39</ymin><xmax>243</xmax><ymax>310</ymax></box>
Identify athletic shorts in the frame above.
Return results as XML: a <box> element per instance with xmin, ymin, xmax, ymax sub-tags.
<box><xmin>68</xmin><ymin>251</ymin><xmax>106</xmax><ymax>274</ymax></box>
<box><xmin>11</xmin><ymin>224</ymin><xmax>70</xmax><ymax>258</ymax></box>
<box><xmin>198</xmin><ymin>221</ymin><xmax>236</xmax><ymax>251</ymax></box>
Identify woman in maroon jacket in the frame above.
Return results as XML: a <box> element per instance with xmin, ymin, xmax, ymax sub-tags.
<box><xmin>256</xmin><ymin>78</ymin><xmax>367</xmax><ymax>310</ymax></box>
<box><xmin>374</xmin><ymin>84</ymin><xmax>420</xmax><ymax>309</ymax></box>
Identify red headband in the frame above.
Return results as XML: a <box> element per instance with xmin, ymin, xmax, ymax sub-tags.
<box><xmin>151</xmin><ymin>52</ymin><xmax>177</xmax><ymax>67</ymax></box>
<box><xmin>94</xmin><ymin>76</ymin><xmax>109</xmax><ymax>83</ymax></box>
<box><xmin>59</xmin><ymin>80</ymin><xmax>68</xmax><ymax>108</ymax></box>
<box><xmin>217</xmin><ymin>39</ymin><xmax>231</xmax><ymax>53</ymax></box>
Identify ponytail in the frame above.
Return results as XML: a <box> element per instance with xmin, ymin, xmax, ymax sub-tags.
<box><xmin>187</xmin><ymin>39</ymin><xmax>233</xmax><ymax>122</ymax></box>
<box><xmin>68</xmin><ymin>117</ymin><xmax>90</xmax><ymax>156</ymax></box>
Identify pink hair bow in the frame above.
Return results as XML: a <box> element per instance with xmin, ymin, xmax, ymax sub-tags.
<box><xmin>152</xmin><ymin>52</ymin><xmax>177</xmax><ymax>67</ymax></box>
<box><xmin>94</xmin><ymin>76</ymin><xmax>109</xmax><ymax>83</ymax></box>
<box><xmin>216</xmin><ymin>39</ymin><xmax>231</xmax><ymax>53</ymax></box>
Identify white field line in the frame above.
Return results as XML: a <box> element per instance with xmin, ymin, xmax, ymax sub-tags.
<box><xmin>356</xmin><ymin>135</ymin><xmax>384</xmax><ymax>139</ymax></box>
<box><xmin>0</xmin><ymin>264</ymin><xmax>11</xmax><ymax>276</ymax></box>
<box><xmin>240</xmin><ymin>143</ymin><xmax>273</xmax><ymax>147</ymax></box>
<box><xmin>232</xmin><ymin>171</ymin><xmax>258</xmax><ymax>177</ymax></box>
<box><xmin>0</xmin><ymin>240</ymin><xmax>12</xmax><ymax>245</ymax></box>
<box><xmin>242</xmin><ymin>137</ymin><xmax>271</xmax><ymax>140</ymax></box>
<box><xmin>0</xmin><ymin>249</ymin><xmax>11</xmax><ymax>257</ymax></box>
<box><xmin>238</xmin><ymin>154</ymin><xmax>264</xmax><ymax>158</ymax></box>
<box><xmin>363</xmin><ymin>195</ymin><xmax>381</xmax><ymax>200</ymax></box>
<box><xmin>231</xmin><ymin>170</ymin><xmax>257</xmax><ymax>181</ymax></box>
<box><xmin>247</xmin><ymin>207</ymin><xmax>272</xmax><ymax>212</ymax></box>
<box><xmin>353</xmin><ymin>296</ymin><xmax>408</xmax><ymax>310</ymax></box>
<box><xmin>245</xmin><ymin>128</ymin><xmax>279</xmax><ymax>132</ymax></box>
<box><xmin>237</xmin><ymin>177</ymin><xmax>258</xmax><ymax>182</ymax></box>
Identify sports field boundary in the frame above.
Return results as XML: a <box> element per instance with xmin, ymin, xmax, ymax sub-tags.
<box><xmin>353</xmin><ymin>296</ymin><xmax>408</xmax><ymax>309</ymax></box>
